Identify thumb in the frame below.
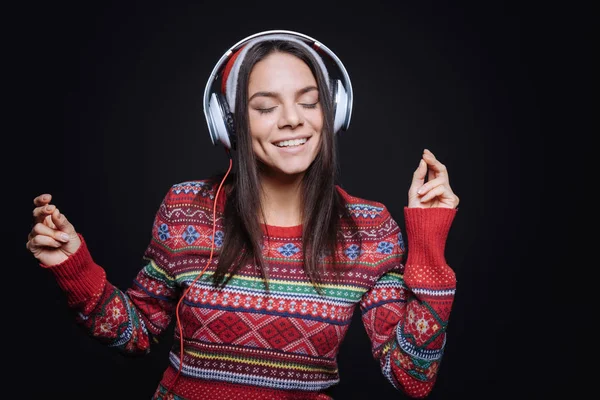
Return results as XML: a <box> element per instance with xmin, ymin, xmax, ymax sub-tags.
<box><xmin>410</xmin><ymin>159</ymin><xmax>427</xmax><ymax>191</ymax></box>
<box><xmin>50</xmin><ymin>208</ymin><xmax>76</xmax><ymax>235</ymax></box>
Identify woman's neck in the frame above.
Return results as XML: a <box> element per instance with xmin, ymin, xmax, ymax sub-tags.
<box><xmin>259</xmin><ymin>172</ymin><xmax>303</xmax><ymax>227</ymax></box>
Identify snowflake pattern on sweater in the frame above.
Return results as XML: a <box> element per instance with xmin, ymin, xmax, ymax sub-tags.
<box><xmin>43</xmin><ymin>179</ymin><xmax>457</xmax><ymax>399</ymax></box>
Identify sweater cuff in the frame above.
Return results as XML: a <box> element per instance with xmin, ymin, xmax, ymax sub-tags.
<box><xmin>40</xmin><ymin>233</ymin><xmax>106</xmax><ymax>306</ymax></box>
<box><xmin>403</xmin><ymin>207</ymin><xmax>457</xmax><ymax>267</ymax></box>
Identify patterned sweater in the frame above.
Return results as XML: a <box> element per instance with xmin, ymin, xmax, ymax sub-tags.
<box><xmin>42</xmin><ymin>180</ymin><xmax>457</xmax><ymax>399</ymax></box>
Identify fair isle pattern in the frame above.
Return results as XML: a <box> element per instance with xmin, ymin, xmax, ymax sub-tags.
<box><xmin>346</xmin><ymin>203</ymin><xmax>385</xmax><ymax>219</ymax></box>
<box><xmin>53</xmin><ymin>179</ymin><xmax>457</xmax><ymax>400</ymax></box>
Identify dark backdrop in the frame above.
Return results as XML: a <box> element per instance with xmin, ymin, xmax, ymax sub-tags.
<box><xmin>8</xmin><ymin>1</ymin><xmax>569</xmax><ymax>399</ymax></box>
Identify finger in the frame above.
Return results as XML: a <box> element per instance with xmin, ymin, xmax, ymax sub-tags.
<box><xmin>44</xmin><ymin>214</ymin><xmax>57</xmax><ymax>229</ymax></box>
<box><xmin>33</xmin><ymin>204</ymin><xmax>56</xmax><ymax>223</ymax></box>
<box><xmin>422</xmin><ymin>150</ymin><xmax>435</xmax><ymax>181</ymax></box>
<box><xmin>27</xmin><ymin>234</ymin><xmax>63</xmax><ymax>251</ymax></box>
<box><xmin>32</xmin><ymin>222</ymin><xmax>71</xmax><ymax>243</ymax></box>
<box><xmin>33</xmin><ymin>194</ymin><xmax>52</xmax><ymax>207</ymax></box>
<box><xmin>428</xmin><ymin>163</ymin><xmax>435</xmax><ymax>182</ymax></box>
<box><xmin>411</xmin><ymin>159</ymin><xmax>427</xmax><ymax>186</ymax></box>
<box><xmin>420</xmin><ymin>184</ymin><xmax>448</xmax><ymax>203</ymax></box>
<box><xmin>417</xmin><ymin>176</ymin><xmax>449</xmax><ymax>196</ymax></box>
<box><xmin>50</xmin><ymin>208</ymin><xmax>75</xmax><ymax>234</ymax></box>
<box><xmin>423</xmin><ymin>151</ymin><xmax>447</xmax><ymax>176</ymax></box>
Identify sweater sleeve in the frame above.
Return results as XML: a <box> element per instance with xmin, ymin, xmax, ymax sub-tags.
<box><xmin>359</xmin><ymin>206</ymin><xmax>457</xmax><ymax>398</ymax></box>
<box><xmin>40</xmin><ymin>187</ymin><xmax>180</xmax><ymax>355</ymax></box>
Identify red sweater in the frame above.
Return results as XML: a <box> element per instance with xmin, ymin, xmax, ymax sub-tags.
<box><xmin>42</xmin><ymin>180</ymin><xmax>457</xmax><ymax>399</ymax></box>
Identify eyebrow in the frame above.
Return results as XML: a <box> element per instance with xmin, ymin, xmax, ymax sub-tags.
<box><xmin>248</xmin><ymin>86</ymin><xmax>318</xmax><ymax>101</ymax></box>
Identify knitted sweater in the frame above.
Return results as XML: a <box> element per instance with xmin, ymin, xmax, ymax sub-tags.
<box><xmin>42</xmin><ymin>180</ymin><xmax>457</xmax><ymax>399</ymax></box>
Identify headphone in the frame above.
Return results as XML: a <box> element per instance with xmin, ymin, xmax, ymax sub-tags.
<box><xmin>203</xmin><ymin>30</ymin><xmax>353</xmax><ymax>150</ymax></box>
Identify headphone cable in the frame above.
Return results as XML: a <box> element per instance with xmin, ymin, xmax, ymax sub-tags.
<box><xmin>164</xmin><ymin>152</ymin><xmax>232</xmax><ymax>397</ymax></box>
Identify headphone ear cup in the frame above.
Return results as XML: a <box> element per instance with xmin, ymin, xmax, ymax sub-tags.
<box><xmin>331</xmin><ymin>79</ymin><xmax>348</xmax><ymax>134</ymax></box>
<box><xmin>208</xmin><ymin>93</ymin><xmax>236</xmax><ymax>149</ymax></box>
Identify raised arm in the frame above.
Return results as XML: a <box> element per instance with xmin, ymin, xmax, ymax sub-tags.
<box><xmin>360</xmin><ymin>149</ymin><xmax>459</xmax><ymax>397</ymax></box>
<box><xmin>360</xmin><ymin>207</ymin><xmax>457</xmax><ymax>398</ymax></box>
<box><xmin>27</xmin><ymin>188</ymin><xmax>180</xmax><ymax>355</ymax></box>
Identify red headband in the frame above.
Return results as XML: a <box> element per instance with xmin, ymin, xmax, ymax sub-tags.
<box><xmin>221</xmin><ymin>46</ymin><xmax>245</xmax><ymax>95</ymax></box>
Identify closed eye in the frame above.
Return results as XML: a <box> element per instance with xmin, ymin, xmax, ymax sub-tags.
<box><xmin>256</xmin><ymin>102</ymin><xmax>318</xmax><ymax>114</ymax></box>
<box><xmin>256</xmin><ymin>107</ymin><xmax>277</xmax><ymax>114</ymax></box>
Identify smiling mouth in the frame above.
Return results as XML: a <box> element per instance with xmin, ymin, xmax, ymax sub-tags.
<box><xmin>273</xmin><ymin>137</ymin><xmax>309</xmax><ymax>148</ymax></box>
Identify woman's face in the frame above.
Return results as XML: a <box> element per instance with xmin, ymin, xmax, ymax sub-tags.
<box><xmin>247</xmin><ymin>51</ymin><xmax>323</xmax><ymax>179</ymax></box>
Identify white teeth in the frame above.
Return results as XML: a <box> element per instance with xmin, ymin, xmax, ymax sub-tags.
<box><xmin>275</xmin><ymin>138</ymin><xmax>308</xmax><ymax>147</ymax></box>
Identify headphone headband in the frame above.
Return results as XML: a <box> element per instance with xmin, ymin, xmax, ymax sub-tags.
<box><xmin>203</xmin><ymin>30</ymin><xmax>353</xmax><ymax>148</ymax></box>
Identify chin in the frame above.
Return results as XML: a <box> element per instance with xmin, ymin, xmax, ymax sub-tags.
<box><xmin>258</xmin><ymin>150</ymin><xmax>319</xmax><ymax>178</ymax></box>
<box><xmin>277</xmin><ymin>165</ymin><xmax>310</xmax><ymax>176</ymax></box>
<box><xmin>263</xmin><ymin>160</ymin><xmax>312</xmax><ymax>178</ymax></box>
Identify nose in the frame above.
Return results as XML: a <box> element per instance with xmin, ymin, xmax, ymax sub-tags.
<box><xmin>277</xmin><ymin>103</ymin><xmax>304</xmax><ymax>129</ymax></box>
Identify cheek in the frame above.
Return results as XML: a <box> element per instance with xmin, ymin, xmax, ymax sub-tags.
<box><xmin>248</xmin><ymin>116</ymin><xmax>271</xmax><ymax>156</ymax></box>
<box><xmin>312</xmin><ymin>134</ymin><xmax>323</xmax><ymax>153</ymax></box>
<box><xmin>307</xmin><ymin>110</ymin><xmax>324</xmax><ymax>131</ymax></box>
<box><xmin>249</xmin><ymin>112</ymin><xmax>277</xmax><ymax>139</ymax></box>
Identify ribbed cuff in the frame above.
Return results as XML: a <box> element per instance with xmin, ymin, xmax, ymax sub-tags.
<box><xmin>403</xmin><ymin>207</ymin><xmax>457</xmax><ymax>267</ymax></box>
<box><xmin>40</xmin><ymin>234</ymin><xmax>106</xmax><ymax>306</ymax></box>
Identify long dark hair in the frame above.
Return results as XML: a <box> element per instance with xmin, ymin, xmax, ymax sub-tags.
<box><xmin>211</xmin><ymin>39</ymin><xmax>357</xmax><ymax>294</ymax></box>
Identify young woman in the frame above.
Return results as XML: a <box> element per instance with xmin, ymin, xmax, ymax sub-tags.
<box><xmin>26</xmin><ymin>31</ymin><xmax>460</xmax><ymax>399</ymax></box>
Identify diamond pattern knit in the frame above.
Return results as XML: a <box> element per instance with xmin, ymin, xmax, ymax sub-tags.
<box><xmin>41</xmin><ymin>179</ymin><xmax>457</xmax><ymax>399</ymax></box>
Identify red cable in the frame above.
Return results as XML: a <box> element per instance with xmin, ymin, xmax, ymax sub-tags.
<box><xmin>164</xmin><ymin>154</ymin><xmax>233</xmax><ymax>398</ymax></box>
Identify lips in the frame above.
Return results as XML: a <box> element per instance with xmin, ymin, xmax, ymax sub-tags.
<box><xmin>272</xmin><ymin>135</ymin><xmax>311</xmax><ymax>146</ymax></box>
<box><xmin>273</xmin><ymin>136</ymin><xmax>311</xmax><ymax>153</ymax></box>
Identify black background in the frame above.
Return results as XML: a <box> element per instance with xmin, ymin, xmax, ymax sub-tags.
<box><xmin>8</xmin><ymin>0</ymin><xmax>578</xmax><ymax>399</ymax></box>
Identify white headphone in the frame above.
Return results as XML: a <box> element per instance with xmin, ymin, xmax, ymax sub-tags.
<box><xmin>203</xmin><ymin>30</ymin><xmax>353</xmax><ymax>150</ymax></box>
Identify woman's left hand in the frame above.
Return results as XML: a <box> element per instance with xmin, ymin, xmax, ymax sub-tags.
<box><xmin>408</xmin><ymin>149</ymin><xmax>460</xmax><ymax>209</ymax></box>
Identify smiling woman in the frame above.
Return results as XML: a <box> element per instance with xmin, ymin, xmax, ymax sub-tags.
<box><xmin>247</xmin><ymin>53</ymin><xmax>323</xmax><ymax>179</ymax></box>
<box><xmin>26</xmin><ymin>30</ymin><xmax>460</xmax><ymax>400</ymax></box>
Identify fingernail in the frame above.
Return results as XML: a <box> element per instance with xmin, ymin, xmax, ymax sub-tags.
<box><xmin>417</xmin><ymin>186</ymin><xmax>424</xmax><ymax>194</ymax></box>
<box><xmin>45</xmin><ymin>205</ymin><xmax>54</xmax><ymax>212</ymax></box>
<box><xmin>58</xmin><ymin>233</ymin><xmax>70</xmax><ymax>242</ymax></box>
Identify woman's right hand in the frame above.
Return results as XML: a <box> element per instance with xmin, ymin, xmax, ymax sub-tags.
<box><xmin>27</xmin><ymin>194</ymin><xmax>82</xmax><ymax>266</ymax></box>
